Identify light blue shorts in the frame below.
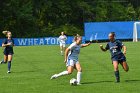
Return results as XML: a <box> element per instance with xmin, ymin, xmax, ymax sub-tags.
<box><xmin>66</xmin><ymin>59</ymin><xmax>79</xmax><ymax>67</ymax></box>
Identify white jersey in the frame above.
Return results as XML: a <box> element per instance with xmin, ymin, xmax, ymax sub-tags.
<box><xmin>59</xmin><ymin>35</ymin><xmax>67</xmax><ymax>44</ymax></box>
<box><xmin>67</xmin><ymin>42</ymin><xmax>81</xmax><ymax>61</ymax></box>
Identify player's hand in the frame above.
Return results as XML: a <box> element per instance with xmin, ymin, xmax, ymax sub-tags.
<box><xmin>88</xmin><ymin>42</ymin><xmax>91</xmax><ymax>45</ymax></box>
<box><xmin>64</xmin><ymin>59</ymin><xmax>67</xmax><ymax>63</ymax></box>
<box><xmin>123</xmin><ymin>51</ymin><xmax>126</xmax><ymax>56</ymax></box>
<box><xmin>100</xmin><ymin>45</ymin><xmax>103</xmax><ymax>48</ymax></box>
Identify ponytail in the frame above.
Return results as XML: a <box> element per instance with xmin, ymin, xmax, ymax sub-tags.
<box><xmin>2</xmin><ymin>31</ymin><xmax>11</xmax><ymax>37</ymax></box>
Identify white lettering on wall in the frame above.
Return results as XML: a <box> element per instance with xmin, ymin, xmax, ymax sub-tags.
<box><xmin>51</xmin><ymin>38</ymin><xmax>55</xmax><ymax>44</ymax></box>
<box><xmin>17</xmin><ymin>37</ymin><xmax>62</xmax><ymax>46</ymax></box>
<box><xmin>28</xmin><ymin>39</ymin><xmax>33</xmax><ymax>45</ymax></box>
<box><xmin>39</xmin><ymin>38</ymin><xmax>44</xmax><ymax>45</ymax></box>
<box><xmin>18</xmin><ymin>39</ymin><xmax>27</xmax><ymax>45</ymax></box>
<box><xmin>34</xmin><ymin>38</ymin><xmax>38</xmax><ymax>45</ymax></box>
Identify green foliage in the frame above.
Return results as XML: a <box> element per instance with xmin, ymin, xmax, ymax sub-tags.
<box><xmin>0</xmin><ymin>0</ymin><xmax>139</xmax><ymax>37</ymax></box>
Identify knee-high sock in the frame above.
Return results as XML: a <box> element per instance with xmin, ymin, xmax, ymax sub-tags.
<box><xmin>77</xmin><ymin>72</ymin><xmax>82</xmax><ymax>84</ymax></box>
<box><xmin>8</xmin><ymin>61</ymin><xmax>11</xmax><ymax>71</ymax></box>
<box><xmin>56</xmin><ymin>71</ymin><xmax>69</xmax><ymax>77</ymax></box>
<box><xmin>114</xmin><ymin>71</ymin><xmax>120</xmax><ymax>81</ymax></box>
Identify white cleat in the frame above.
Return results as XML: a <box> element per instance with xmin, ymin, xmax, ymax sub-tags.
<box><xmin>50</xmin><ymin>74</ymin><xmax>58</xmax><ymax>80</ymax></box>
<box><xmin>0</xmin><ymin>60</ymin><xmax>3</xmax><ymax>64</ymax></box>
<box><xmin>77</xmin><ymin>83</ymin><xmax>82</xmax><ymax>86</ymax></box>
<box><xmin>7</xmin><ymin>71</ymin><xmax>11</xmax><ymax>74</ymax></box>
<box><xmin>0</xmin><ymin>61</ymin><xmax>2</xmax><ymax>64</ymax></box>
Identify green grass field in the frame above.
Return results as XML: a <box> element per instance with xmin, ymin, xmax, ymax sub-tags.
<box><xmin>0</xmin><ymin>42</ymin><xmax>140</xmax><ymax>93</ymax></box>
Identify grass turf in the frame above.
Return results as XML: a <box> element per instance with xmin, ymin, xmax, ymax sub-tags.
<box><xmin>0</xmin><ymin>42</ymin><xmax>140</xmax><ymax>93</ymax></box>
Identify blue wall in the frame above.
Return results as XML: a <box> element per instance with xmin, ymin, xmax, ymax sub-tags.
<box><xmin>0</xmin><ymin>36</ymin><xmax>85</xmax><ymax>46</ymax></box>
<box><xmin>85</xmin><ymin>21</ymin><xmax>135</xmax><ymax>40</ymax></box>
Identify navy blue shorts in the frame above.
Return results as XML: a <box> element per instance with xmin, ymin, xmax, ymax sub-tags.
<box><xmin>4</xmin><ymin>51</ymin><xmax>14</xmax><ymax>56</ymax></box>
<box><xmin>111</xmin><ymin>54</ymin><xmax>126</xmax><ymax>63</ymax></box>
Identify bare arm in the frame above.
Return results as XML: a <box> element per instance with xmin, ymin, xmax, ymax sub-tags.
<box><xmin>64</xmin><ymin>48</ymin><xmax>70</xmax><ymax>63</ymax></box>
<box><xmin>122</xmin><ymin>45</ymin><xmax>127</xmax><ymax>55</ymax></box>
<box><xmin>100</xmin><ymin>45</ymin><xmax>107</xmax><ymax>52</ymax></box>
<box><xmin>81</xmin><ymin>42</ymin><xmax>91</xmax><ymax>48</ymax></box>
<box><xmin>2</xmin><ymin>43</ymin><xmax>11</xmax><ymax>47</ymax></box>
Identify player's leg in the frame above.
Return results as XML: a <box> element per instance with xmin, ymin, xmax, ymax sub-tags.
<box><xmin>63</xmin><ymin>44</ymin><xmax>66</xmax><ymax>53</ymax></box>
<box><xmin>51</xmin><ymin>66</ymin><xmax>74</xmax><ymax>79</ymax></box>
<box><xmin>120</xmin><ymin>62</ymin><xmax>129</xmax><ymax>72</ymax></box>
<box><xmin>7</xmin><ymin>54</ymin><xmax>12</xmax><ymax>73</ymax></box>
<box><xmin>113</xmin><ymin>61</ymin><xmax>120</xmax><ymax>82</ymax></box>
<box><xmin>60</xmin><ymin>44</ymin><xmax>63</xmax><ymax>55</ymax></box>
<box><xmin>75</xmin><ymin>62</ymin><xmax>82</xmax><ymax>84</ymax></box>
<box><xmin>51</xmin><ymin>59</ymin><xmax>74</xmax><ymax>79</ymax></box>
<box><xmin>56</xmin><ymin>66</ymin><xmax>74</xmax><ymax>77</ymax></box>
<box><xmin>0</xmin><ymin>55</ymin><xmax>7</xmax><ymax>64</ymax></box>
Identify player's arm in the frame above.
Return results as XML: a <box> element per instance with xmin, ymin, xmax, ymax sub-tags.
<box><xmin>64</xmin><ymin>48</ymin><xmax>70</xmax><ymax>63</ymax></box>
<box><xmin>64</xmin><ymin>43</ymin><xmax>76</xmax><ymax>63</ymax></box>
<box><xmin>12</xmin><ymin>40</ymin><xmax>15</xmax><ymax>46</ymax></box>
<box><xmin>2</xmin><ymin>43</ymin><xmax>11</xmax><ymax>47</ymax></box>
<box><xmin>119</xmin><ymin>41</ymin><xmax>126</xmax><ymax>55</ymax></box>
<box><xmin>100</xmin><ymin>45</ymin><xmax>108</xmax><ymax>52</ymax></box>
<box><xmin>81</xmin><ymin>42</ymin><xmax>91</xmax><ymax>48</ymax></box>
<box><xmin>122</xmin><ymin>45</ymin><xmax>127</xmax><ymax>55</ymax></box>
<box><xmin>65</xmin><ymin>36</ymin><xmax>67</xmax><ymax>40</ymax></box>
<box><xmin>58</xmin><ymin>36</ymin><xmax>61</xmax><ymax>42</ymax></box>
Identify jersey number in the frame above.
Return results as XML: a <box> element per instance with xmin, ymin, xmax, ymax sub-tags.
<box><xmin>112</xmin><ymin>49</ymin><xmax>117</xmax><ymax>53</ymax></box>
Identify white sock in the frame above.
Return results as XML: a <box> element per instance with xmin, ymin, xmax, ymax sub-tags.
<box><xmin>56</xmin><ymin>71</ymin><xmax>69</xmax><ymax>77</ymax></box>
<box><xmin>61</xmin><ymin>51</ymin><xmax>63</xmax><ymax>54</ymax></box>
<box><xmin>77</xmin><ymin>72</ymin><xmax>82</xmax><ymax>84</ymax></box>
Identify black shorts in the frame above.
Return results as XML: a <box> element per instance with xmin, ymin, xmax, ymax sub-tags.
<box><xmin>4</xmin><ymin>51</ymin><xmax>14</xmax><ymax>56</ymax></box>
<box><xmin>111</xmin><ymin>53</ymin><xmax>126</xmax><ymax>63</ymax></box>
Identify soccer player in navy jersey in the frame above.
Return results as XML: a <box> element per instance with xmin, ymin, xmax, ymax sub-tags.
<box><xmin>100</xmin><ymin>32</ymin><xmax>129</xmax><ymax>83</ymax></box>
<box><xmin>1</xmin><ymin>31</ymin><xmax>15</xmax><ymax>73</ymax></box>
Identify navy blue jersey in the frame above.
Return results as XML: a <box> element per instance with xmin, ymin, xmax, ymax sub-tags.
<box><xmin>3</xmin><ymin>38</ymin><xmax>14</xmax><ymax>54</ymax></box>
<box><xmin>105</xmin><ymin>40</ymin><xmax>124</xmax><ymax>58</ymax></box>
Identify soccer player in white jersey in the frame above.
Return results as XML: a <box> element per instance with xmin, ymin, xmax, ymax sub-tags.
<box><xmin>58</xmin><ymin>32</ymin><xmax>67</xmax><ymax>55</ymax></box>
<box><xmin>51</xmin><ymin>36</ymin><xmax>91</xmax><ymax>85</ymax></box>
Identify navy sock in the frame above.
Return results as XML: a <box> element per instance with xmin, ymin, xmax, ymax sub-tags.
<box><xmin>8</xmin><ymin>61</ymin><xmax>11</xmax><ymax>71</ymax></box>
<box><xmin>114</xmin><ymin>71</ymin><xmax>120</xmax><ymax>82</ymax></box>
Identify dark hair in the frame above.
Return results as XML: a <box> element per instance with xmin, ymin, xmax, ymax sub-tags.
<box><xmin>110</xmin><ymin>32</ymin><xmax>115</xmax><ymax>37</ymax></box>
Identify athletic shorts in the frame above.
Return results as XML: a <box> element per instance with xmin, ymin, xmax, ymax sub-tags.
<box><xmin>4</xmin><ymin>51</ymin><xmax>14</xmax><ymax>56</ymax></box>
<box><xmin>111</xmin><ymin>53</ymin><xmax>126</xmax><ymax>63</ymax></box>
<box><xmin>66</xmin><ymin>59</ymin><xmax>79</xmax><ymax>67</ymax></box>
<box><xmin>60</xmin><ymin>42</ymin><xmax>66</xmax><ymax>47</ymax></box>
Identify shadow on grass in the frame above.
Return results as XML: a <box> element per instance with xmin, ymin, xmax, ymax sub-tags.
<box><xmin>125</xmin><ymin>79</ymin><xmax>140</xmax><ymax>82</ymax></box>
<box><xmin>13</xmin><ymin>70</ymin><xmax>37</xmax><ymax>73</ymax></box>
<box><xmin>82</xmin><ymin>80</ymin><xmax>113</xmax><ymax>85</ymax></box>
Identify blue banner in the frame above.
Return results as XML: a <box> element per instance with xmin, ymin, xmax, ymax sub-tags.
<box><xmin>0</xmin><ymin>36</ymin><xmax>85</xmax><ymax>46</ymax></box>
<box><xmin>84</xmin><ymin>21</ymin><xmax>135</xmax><ymax>40</ymax></box>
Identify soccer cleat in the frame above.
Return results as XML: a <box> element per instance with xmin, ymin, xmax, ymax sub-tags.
<box><xmin>0</xmin><ymin>61</ymin><xmax>3</xmax><ymax>64</ymax></box>
<box><xmin>0</xmin><ymin>61</ymin><xmax>6</xmax><ymax>64</ymax></box>
<box><xmin>7</xmin><ymin>71</ymin><xmax>11</xmax><ymax>74</ymax></box>
<box><xmin>77</xmin><ymin>83</ymin><xmax>82</xmax><ymax>85</ymax></box>
<box><xmin>115</xmin><ymin>77</ymin><xmax>120</xmax><ymax>83</ymax></box>
<box><xmin>50</xmin><ymin>74</ymin><xmax>58</xmax><ymax>80</ymax></box>
<box><xmin>115</xmin><ymin>80</ymin><xmax>120</xmax><ymax>83</ymax></box>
